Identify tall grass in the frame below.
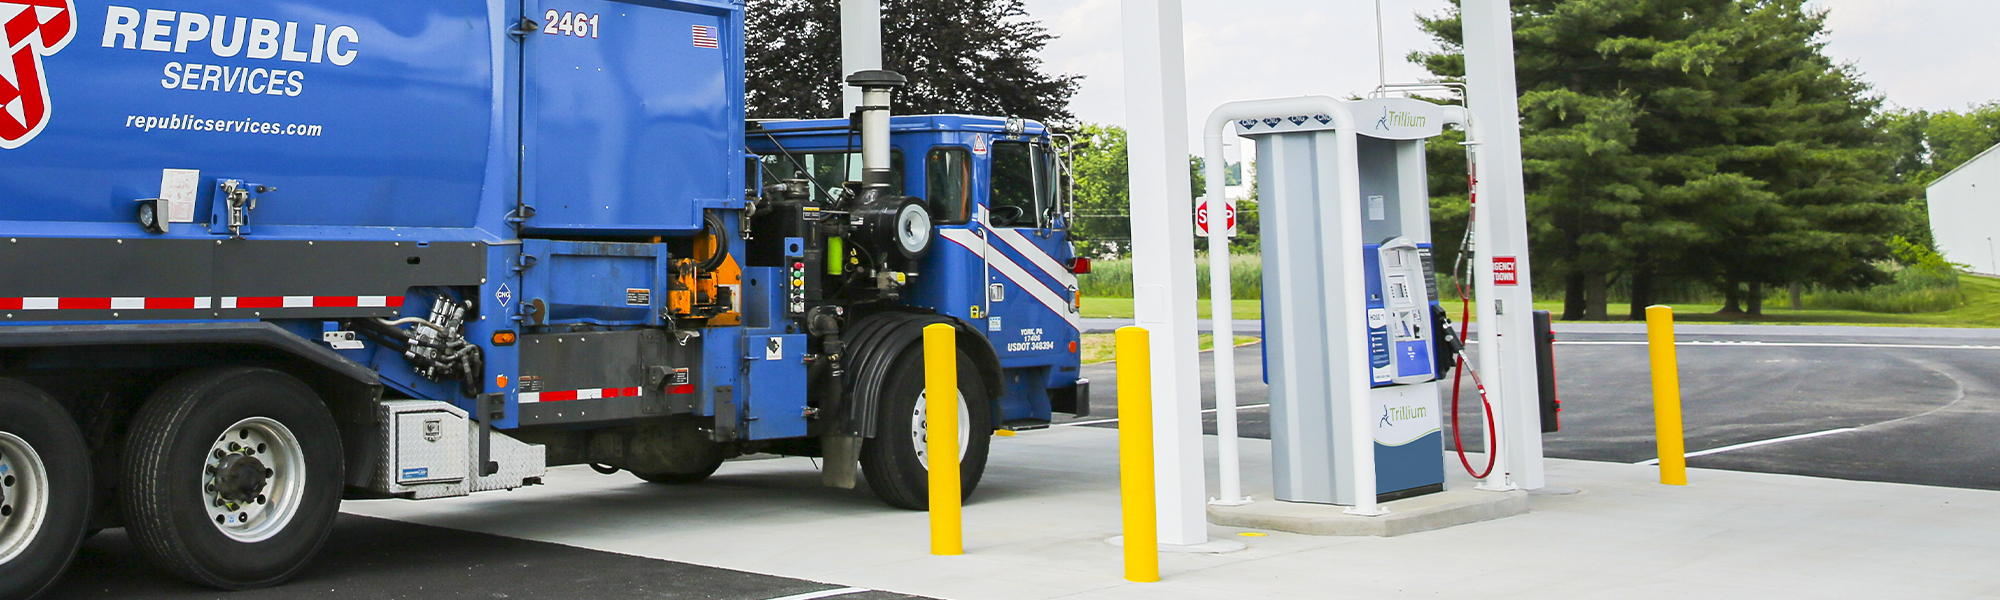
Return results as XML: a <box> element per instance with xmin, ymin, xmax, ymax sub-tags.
<box><xmin>1803</xmin><ymin>263</ymin><xmax>1965</xmax><ymax>313</ymax></box>
<box><xmin>1078</xmin><ymin>255</ymin><xmax>1264</xmax><ymax>299</ymax></box>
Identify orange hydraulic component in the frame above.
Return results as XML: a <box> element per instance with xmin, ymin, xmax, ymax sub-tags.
<box><xmin>667</xmin><ymin>228</ymin><xmax>741</xmax><ymax>325</ymax></box>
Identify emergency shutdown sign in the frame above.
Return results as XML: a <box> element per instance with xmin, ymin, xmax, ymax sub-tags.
<box><xmin>1493</xmin><ymin>256</ymin><xmax>1519</xmax><ymax>285</ymax></box>
<box><xmin>1196</xmin><ymin>198</ymin><xmax>1237</xmax><ymax>238</ymax></box>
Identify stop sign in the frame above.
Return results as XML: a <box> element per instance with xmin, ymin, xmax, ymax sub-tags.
<box><xmin>1196</xmin><ymin>199</ymin><xmax>1237</xmax><ymax>238</ymax></box>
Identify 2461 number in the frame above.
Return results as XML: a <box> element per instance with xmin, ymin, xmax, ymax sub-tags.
<box><xmin>543</xmin><ymin>10</ymin><xmax>600</xmax><ymax>38</ymax></box>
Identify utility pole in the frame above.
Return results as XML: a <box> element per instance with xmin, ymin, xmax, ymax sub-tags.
<box><xmin>1461</xmin><ymin>0</ymin><xmax>1546</xmax><ymax>490</ymax></box>
<box><xmin>1121</xmin><ymin>0</ymin><xmax>1207</xmax><ymax>547</ymax></box>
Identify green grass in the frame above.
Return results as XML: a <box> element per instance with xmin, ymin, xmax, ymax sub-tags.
<box><xmin>1086</xmin><ymin>273</ymin><xmax>2000</xmax><ymax>328</ymax></box>
<box><xmin>1077</xmin><ymin>256</ymin><xmax>1263</xmax><ymax>299</ymax></box>
<box><xmin>1079</xmin><ymin>333</ymin><xmax>1260</xmax><ymax>364</ymax></box>
<box><xmin>1533</xmin><ymin>274</ymin><xmax>2000</xmax><ymax>328</ymax></box>
<box><xmin>1079</xmin><ymin>297</ymin><xmax>1263</xmax><ymax>320</ymax></box>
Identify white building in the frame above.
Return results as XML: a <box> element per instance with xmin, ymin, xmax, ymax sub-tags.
<box><xmin>1928</xmin><ymin>143</ymin><xmax>2000</xmax><ymax>276</ymax></box>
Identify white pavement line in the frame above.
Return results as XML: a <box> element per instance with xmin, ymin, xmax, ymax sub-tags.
<box><xmin>1634</xmin><ymin>428</ymin><xmax>1858</xmax><ymax>466</ymax></box>
<box><xmin>761</xmin><ymin>587</ymin><xmax>872</xmax><ymax>600</ymax></box>
<box><xmin>1056</xmin><ymin>403</ymin><xmax>1273</xmax><ymax>427</ymax></box>
<box><xmin>1548</xmin><ymin>341</ymin><xmax>2000</xmax><ymax>350</ymax></box>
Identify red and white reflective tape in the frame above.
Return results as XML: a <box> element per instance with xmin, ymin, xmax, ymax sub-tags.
<box><xmin>220</xmin><ymin>296</ymin><xmax>403</xmax><ymax>309</ymax></box>
<box><xmin>0</xmin><ymin>295</ymin><xmax>404</xmax><ymax>311</ymax></box>
<box><xmin>0</xmin><ymin>297</ymin><xmax>213</xmax><ymax>310</ymax></box>
<box><xmin>518</xmin><ymin>386</ymin><xmax>644</xmax><ymax>404</ymax></box>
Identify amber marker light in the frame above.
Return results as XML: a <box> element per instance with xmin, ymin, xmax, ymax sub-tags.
<box><xmin>496</xmin><ymin>375</ymin><xmax>509</xmax><ymax>388</ymax></box>
<box><xmin>492</xmin><ymin>330</ymin><xmax>518</xmax><ymax>345</ymax></box>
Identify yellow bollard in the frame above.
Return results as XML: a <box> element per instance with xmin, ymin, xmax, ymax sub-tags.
<box><xmin>1115</xmin><ymin>326</ymin><xmax>1159</xmax><ymax>583</ymax></box>
<box><xmin>1646</xmin><ymin>306</ymin><xmax>1688</xmax><ymax>486</ymax></box>
<box><xmin>923</xmin><ymin>323</ymin><xmax>963</xmax><ymax>555</ymax></box>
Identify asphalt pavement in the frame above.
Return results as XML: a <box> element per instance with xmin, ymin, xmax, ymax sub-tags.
<box><xmin>1062</xmin><ymin>323</ymin><xmax>2000</xmax><ymax>491</ymax></box>
<box><xmin>60</xmin><ymin>322</ymin><xmax>2000</xmax><ymax>598</ymax></box>
<box><xmin>47</xmin><ymin>514</ymin><xmax>929</xmax><ymax>600</ymax></box>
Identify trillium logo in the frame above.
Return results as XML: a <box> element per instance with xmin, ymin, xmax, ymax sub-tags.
<box><xmin>0</xmin><ymin>0</ymin><xmax>75</xmax><ymax>149</ymax></box>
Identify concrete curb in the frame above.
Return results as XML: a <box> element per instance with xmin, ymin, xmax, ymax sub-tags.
<box><xmin>1207</xmin><ymin>487</ymin><xmax>1529</xmax><ymax>537</ymax></box>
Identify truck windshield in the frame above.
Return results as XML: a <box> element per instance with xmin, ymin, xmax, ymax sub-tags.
<box><xmin>989</xmin><ymin>141</ymin><xmax>1049</xmax><ymax>228</ymax></box>
<box><xmin>759</xmin><ymin>150</ymin><xmax>904</xmax><ymax>203</ymax></box>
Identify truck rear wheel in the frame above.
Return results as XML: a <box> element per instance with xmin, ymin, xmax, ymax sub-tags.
<box><xmin>121</xmin><ymin>367</ymin><xmax>344</xmax><ymax>590</ymax></box>
<box><xmin>0</xmin><ymin>380</ymin><xmax>91</xmax><ymax>600</ymax></box>
<box><xmin>860</xmin><ymin>349</ymin><xmax>993</xmax><ymax>510</ymax></box>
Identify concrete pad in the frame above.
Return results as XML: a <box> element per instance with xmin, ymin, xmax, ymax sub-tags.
<box><xmin>1206</xmin><ymin>483</ymin><xmax>1528</xmax><ymax>537</ymax></box>
<box><xmin>342</xmin><ymin>425</ymin><xmax>2000</xmax><ymax>599</ymax></box>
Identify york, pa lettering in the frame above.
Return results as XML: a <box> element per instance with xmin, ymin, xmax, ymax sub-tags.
<box><xmin>100</xmin><ymin>7</ymin><xmax>359</xmax><ymax>66</ymax></box>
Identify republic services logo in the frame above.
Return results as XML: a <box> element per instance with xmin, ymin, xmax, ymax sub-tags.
<box><xmin>0</xmin><ymin>0</ymin><xmax>75</xmax><ymax>149</ymax></box>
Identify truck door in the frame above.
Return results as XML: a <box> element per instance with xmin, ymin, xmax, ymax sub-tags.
<box><xmin>516</xmin><ymin>0</ymin><xmax>740</xmax><ymax>234</ymax></box>
<box><xmin>982</xmin><ymin>140</ymin><xmax>1080</xmax><ymax>359</ymax></box>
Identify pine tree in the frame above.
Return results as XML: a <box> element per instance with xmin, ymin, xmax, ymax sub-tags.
<box><xmin>745</xmin><ymin>0</ymin><xmax>1080</xmax><ymax>123</ymax></box>
<box><xmin>1416</xmin><ymin>0</ymin><xmax>1904</xmax><ymax>318</ymax></box>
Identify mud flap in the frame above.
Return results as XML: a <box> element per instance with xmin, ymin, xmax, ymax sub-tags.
<box><xmin>821</xmin><ymin>434</ymin><xmax>863</xmax><ymax>488</ymax></box>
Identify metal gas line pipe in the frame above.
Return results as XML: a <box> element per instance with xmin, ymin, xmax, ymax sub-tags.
<box><xmin>1202</xmin><ymin>97</ymin><xmax>1380</xmax><ymax>515</ymax></box>
<box><xmin>1439</xmin><ymin>105</ymin><xmax>1515</xmax><ymax>491</ymax></box>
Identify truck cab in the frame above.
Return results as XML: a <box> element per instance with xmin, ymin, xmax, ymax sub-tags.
<box><xmin>749</xmin><ymin>115</ymin><xmax>1089</xmax><ymax>427</ymax></box>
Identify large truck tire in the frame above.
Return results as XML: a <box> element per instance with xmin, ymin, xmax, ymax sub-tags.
<box><xmin>0</xmin><ymin>380</ymin><xmax>92</xmax><ymax>600</ymax></box>
<box><xmin>121</xmin><ymin>367</ymin><xmax>344</xmax><ymax>590</ymax></box>
<box><xmin>860</xmin><ymin>348</ymin><xmax>993</xmax><ymax>510</ymax></box>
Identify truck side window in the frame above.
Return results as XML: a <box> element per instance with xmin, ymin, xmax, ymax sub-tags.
<box><xmin>990</xmin><ymin>141</ymin><xmax>1046</xmax><ymax>228</ymax></box>
<box><xmin>926</xmin><ymin>148</ymin><xmax>972</xmax><ymax>224</ymax></box>
<box><xmin>759</xmin><ymin>150</ymin><xmax>902</xmax><ymax>203</ymax></box>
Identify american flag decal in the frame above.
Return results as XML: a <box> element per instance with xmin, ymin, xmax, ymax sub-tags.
<box><xmin>691</xmin><ymin>24</ymin><xmax>719</xmax><ymax>49</ymax></box>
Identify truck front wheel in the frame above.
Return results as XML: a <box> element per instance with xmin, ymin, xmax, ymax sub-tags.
<box><xmin>860</xmin><ymin>349</ymin><xmax>993</xmax><ymax>510</ymax></box>
<box><xmin>121</xmin><ymin>367</ymin><xmax>344</xmax><ymax>590</ymax></box>
<box><xmin>0</xmin><ymin>380</ymin><xmax>92</xmax><ymax>600</ymax></box>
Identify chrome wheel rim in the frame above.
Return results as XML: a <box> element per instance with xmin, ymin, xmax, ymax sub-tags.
<box><xmin>912</xmin><ymin>390</ymin><xmax>972</xmax><ymax>470</ymax></box>
<box><xmin>202</xmin><ymin>418</ymin><xmax>306</xmax><ymax>543</ymax></box>
<box><xmin>0</xmin><ymin>431</ymin><xmax>50</xmax><ymax>565</ymax></box>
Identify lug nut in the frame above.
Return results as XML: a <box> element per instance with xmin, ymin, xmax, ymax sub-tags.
<box><xmin>213</xmin><ymin>449</ymin><xmax>225</xmax><ymax>460</ymax></box>
<box><xmin>265</xmin><ymin>468</ymin><xmax>274</xmax><ymax>478</ymax></box>
<box><xmin>256</xmin><ymin>495</ymin><xmax>267</xmax><ymax>505</ymax></box>
<box><xmin>229</xmin><ymin>442</ymin><xmax>241</xmax><ymax>452</ymax></box>
<box><xmin>238</xmin><ymin>512</ymin><xmax>248</xmax><ymax>522</ymax></box>
<box><xmin>205</xmin><ymin>483</ymin><xmax>215</xmax><ymax>493</ymax></box>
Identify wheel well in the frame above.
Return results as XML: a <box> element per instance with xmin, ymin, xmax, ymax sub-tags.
<box><xmin>838</xmin><ymin>309</ymin><xmax>1004</xmax><ymax>439</ymax></box>
<box><xmin>0</xmin><ymin>342</ymin><xmax>383</xmax><ymax>528</ymax></box>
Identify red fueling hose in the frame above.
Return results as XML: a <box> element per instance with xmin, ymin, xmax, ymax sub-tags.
<box><xmin>1449</xmin><ymin>286</ymin><xmax>1498</xmax><ymax>479</ymax></box>
<box><xmin>1449</xmin><ymin>165</ymin><xmax>1499</xmax><ymax>479</ymax></box>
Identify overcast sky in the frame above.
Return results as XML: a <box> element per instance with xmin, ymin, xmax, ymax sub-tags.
<box><xmin>1019</xmin><ymin>0</ymin><xmax>2000</xmax><ymax>147</ymax></box>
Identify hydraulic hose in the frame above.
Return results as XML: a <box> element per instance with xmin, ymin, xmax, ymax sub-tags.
<box><xmin>697</xmin><ymin>210</ymin><xmax>730</xmax><ymax>272</ymax></box>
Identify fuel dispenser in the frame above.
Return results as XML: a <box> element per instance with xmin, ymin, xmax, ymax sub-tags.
<box><xmin>1240</xmin><ymin>97</ymin><xmax>1461</xmax><ymax>506</ymax></box>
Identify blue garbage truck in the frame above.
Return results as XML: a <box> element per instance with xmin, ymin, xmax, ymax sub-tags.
<box><xmin>0</xmin><ymin>0</ymin><xmax>1089</xmax><ymax>595</ymax></box>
